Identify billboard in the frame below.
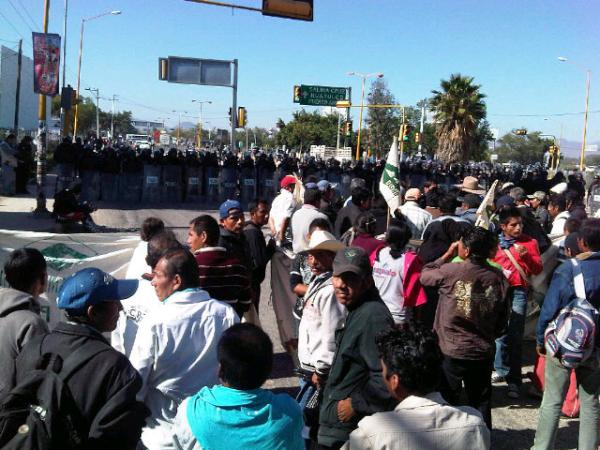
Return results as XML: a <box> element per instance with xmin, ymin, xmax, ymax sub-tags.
<box><xmin>32</xmin><ymin>32</ymin><xmax>61</xmax><ymax>96</ymax></box>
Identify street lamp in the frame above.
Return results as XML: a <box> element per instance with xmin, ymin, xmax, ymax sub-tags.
<box><xmin>73</xmin><ymin>10</ymin><xmax>121</xmax><ymax>138</ymax></box>
<box><xmin>85</xmin><ymin>87</ymin><xmax>100</xmax><ymax>138</ymax></box>
<box><xmin>347</xmin><ymin>71</ymin><xmax>384</xmax><ymax>160</ymax></box>
<box><xmin>558</xmin><ymin>56</ymin><xmax>591</xmax><ymax>171</ymax></box>
<box><xmin>172</xmin><ymin>110</ymin><xmax>188</xmax><ymax>147</ymax></box>
<box><xmin>191</xmin><ymin>99</ymin><xmax>212</xmax><ymax>148</ymax></box>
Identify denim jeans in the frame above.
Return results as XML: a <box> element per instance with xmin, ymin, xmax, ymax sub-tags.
<box><xmin>531</xmin><ymin>355</ymin><xmax>600</xmax><ymax>450</ymax></box>
<box><xmin>494</xmin><ymin>287</ymin><xmax>527</xmax><ymax>385</ymax></box>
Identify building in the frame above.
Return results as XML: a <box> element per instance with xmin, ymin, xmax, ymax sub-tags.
<box><xmin>0</xmin><ymin>45</ymin><xmax>48</xmax><ymax>132</ymax></box>
<box><xmin>131</xmin><ymin>119</ymin><xmax>163</xmax><ymax>134</ymax></box>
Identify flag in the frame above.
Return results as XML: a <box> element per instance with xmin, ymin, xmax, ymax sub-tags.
<box><xmin>379</xmin><ymin>136</ymin><xmax>402</xmax><ymax>212</ymax></box>
<box><xmin>475</xmin><ymin>179</ymin><xmax>499</xmax><ymax>229</ymax></box>
<box><xmin>32</xmin><ymin>32</ymin><xmax>61</xmax><ymax>96</ymax></box>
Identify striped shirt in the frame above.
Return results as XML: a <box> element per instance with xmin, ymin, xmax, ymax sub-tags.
<box><xmin>193</xmin><ymin>247</ymin><xmax>251</xmax><ymax>317</ymax></box>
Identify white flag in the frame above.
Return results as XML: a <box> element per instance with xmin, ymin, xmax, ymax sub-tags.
<box><xmin>475</xmin><ymin>179</ymin><xmax>499</xmax><ymax>229</ymax></box>
<box><xmin>379</xmin><ymin>137</ymin><xmax>402</xmax><ymax>212</ymax></box>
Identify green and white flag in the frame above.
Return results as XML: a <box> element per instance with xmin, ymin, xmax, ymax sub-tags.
<box><xmin>475</xmin><ymin>179</ymin><xmax>499</xmax><ymax>229</ymax></box>
<box><xmin>379</xmin><ymin>137</ymin><xmax>402</xmax><ymax>212</ymax></box>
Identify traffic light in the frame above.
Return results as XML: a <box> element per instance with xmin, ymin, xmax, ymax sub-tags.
<box><xmin>262</xmin><ymin>0</ymin><xmax>313</xmax><ymax>21</ymax></box>
<box><xmin>415</xmin><ymin>132</ymin><xmax>421</xmax><ymax>144</ymax></box>
<box><xmin>344</xmin><ymin>120</ymin><xmax>352</xmax><ymax>136</ymax></box>
<box><xmin>158</xmin><ymin>58</ymin><xmax>168</xmax><ymax>81</ymax></box>
<box><xmin>513</xmin><ymin>129</ymin><xmax>527</xmax><ymax>136</ymax></box>
<box><xmin>293</xmin><ymin>85</ymin><xmax>301</xmax><ymax>103</ymax></box>
<box><xmin>238</xmin><ymin>107</ymin><xmax>247</xmax><ymax>128</ymax></box>
<box><xmin>228</xmin><ymin>107</ymin><xmax>233</xmax><ymax>125</ymax></box>
<box><xmin>401</xmin><ymin>123</ymin><xmax>411</xmax><ymax>141</ymax></box>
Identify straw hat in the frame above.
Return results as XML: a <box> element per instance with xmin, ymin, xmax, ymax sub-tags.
<box><xmin>306</xmin><ymin>230</ymin><xmax>345</xmax><ymax>253</ymax></box>
<box><xmin>455</xmin><ymin>176</ymin><xmax>486</xmax><ymax>195</ymax></box>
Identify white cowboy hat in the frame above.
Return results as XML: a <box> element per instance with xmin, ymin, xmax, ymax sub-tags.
<box><xmin>306</xmin><ymin>230</ymin><xmax>345</xmax><ymax>253</ymax></box>
<box><xmin>455</xmin><ymin>176</ymin><xmax>486</xmax><ymax>195</ymax></box>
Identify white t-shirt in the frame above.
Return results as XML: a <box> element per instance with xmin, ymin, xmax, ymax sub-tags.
<box><xmin>372</xmin><ymin>247</ymin><xmax>408</xmax><ymax>323</ymax></box>
<box><xmin>270</xmin><ymin>189</ymin><xmax>297</xmax><ymax>245</ymax></box>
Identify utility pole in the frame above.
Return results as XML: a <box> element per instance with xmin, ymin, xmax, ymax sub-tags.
<box><xmin>110</xmin><ymin>94</ymin><xmax>118</xmax><ymax>140</ymax></box>
<box><xmin>85</xmin><ymin>88</ymin><xmax>100</xmax><ymax>138</ymax></box>
<box><xmin>231</xmin><ymin>59</ymin><xmax>238</xmax><ymax>152</ymax></box>
<box><xmin>34</xmin><ymin>0</ymin><xmax>51</xmax><ymax>213</ymax></box>
<box><xmin>418</xmin><ymin>99</ymin><xmax>426</xmax><ymax>155</ymax></box>
<box><xmin>13</xmin><ymin>39</ymin><xmax>22</xmax><ymax>134</ymax></box>
<box><xmin>59</xmin><ymin>0</ymin><xmax>68</xmax><ymax>139</ymax></box>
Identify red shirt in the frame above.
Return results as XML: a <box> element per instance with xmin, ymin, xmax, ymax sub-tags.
<box><xmin>493</xmin><ymin>234</ymin><xmax>543</xmax><ymax>288</ymax></box>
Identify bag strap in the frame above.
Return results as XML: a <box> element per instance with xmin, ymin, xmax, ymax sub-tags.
<box><xmin>59</xmin><ymin>338</ymin><xmax>110</xmax><ymax>381</ymax></box>
<box><xmin>503</xmin><ymin>248</ymin><xmax>529</xmax><ymax>283</ymax></box>
<box><xmin>570</xmin><ymin>259</ymin><xmax>586</xmax><ymax>300</ymax></box>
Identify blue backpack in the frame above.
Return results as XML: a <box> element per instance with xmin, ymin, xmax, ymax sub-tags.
<box><xmin>545</xmin><ymin>259</ymin><xmax>600</xmax><ymax>369</ymax></box>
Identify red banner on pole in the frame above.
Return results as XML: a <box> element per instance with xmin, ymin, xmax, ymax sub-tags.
<box><xmin>32</xmin><ymin>32</ymin><xmax>61</xmax><ymax>96</ymax></box>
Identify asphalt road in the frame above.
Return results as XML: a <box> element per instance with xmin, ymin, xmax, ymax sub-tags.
<box><xmin>0</xmin><ymin>195</ymin><xmax>582</xmax><ymax>450</ymax></box>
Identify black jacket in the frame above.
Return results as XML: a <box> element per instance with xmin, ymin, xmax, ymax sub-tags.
<box><xmin>218</xmin><ymin>227</ymin><xmax>255</xmax><ymax>274</ymax></box>
<box><xmin>334</xmin><ymin>202</ymin><xmax>363</xmax><ymax>238</ymax></box>
<box><xmin>243</xmin><ymin>221</ymin><xmax>274</xmax><ymax>286</ymax></box>
<box><xmin>318</xmin><ymin>288</ymin><xmax>395</xmax><ymax>447</ymax></box>
<box><xmin>15</xmin><ymin>322</ymin><xmax>148</xmax><ymax>450</ymax></box>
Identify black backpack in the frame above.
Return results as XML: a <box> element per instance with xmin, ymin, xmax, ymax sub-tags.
<box><xmin>0</xmin><ymin>337</ymin><xmax>108</xmax><ymax>449</ymax></box>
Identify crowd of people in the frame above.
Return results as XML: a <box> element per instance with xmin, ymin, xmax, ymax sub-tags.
<box><xmin>1</xmin><ymin>166</ymin><xmax>599</xmax><ymax>450</ymax></box>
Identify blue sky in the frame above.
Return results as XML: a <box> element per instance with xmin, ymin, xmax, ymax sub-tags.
<box><xmin>2</xmin><ymin>0</ymin><xmax>599</xmax><ymax>152</ymax></box>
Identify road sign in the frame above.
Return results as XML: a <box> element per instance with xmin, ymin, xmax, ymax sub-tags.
<box><xmin>295</xmin><ymin>85</ymin><xmax>347</xmax><ymax>106</ymax></box>
<box><xmin>158</xmin><ymin>57</ymin><xmax>233</xmax><ymax>87</ymax></box>
<box><xmin>585</xmin><ymin>144</ymin><xmax>598</xmax><ymax>152</ymax></box>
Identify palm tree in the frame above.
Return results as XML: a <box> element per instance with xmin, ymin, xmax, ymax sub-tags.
<box><xmin>430</xmin><ymin>74</ymin><xmax>487</xmax><ymax>163</ymax></box>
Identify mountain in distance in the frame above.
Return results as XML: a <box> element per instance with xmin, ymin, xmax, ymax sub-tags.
<box><xmin>558</xmin><ymin>139</ymin><xmax>600</xmax><ymax>158</ymax></box>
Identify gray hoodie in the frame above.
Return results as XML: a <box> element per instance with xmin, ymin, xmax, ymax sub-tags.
<box><xmin>0</xmin><ymin>287</ymin><xmax>49</xmax><ymax>396</ymax></box>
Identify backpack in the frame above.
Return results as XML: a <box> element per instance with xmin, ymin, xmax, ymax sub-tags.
<box><xmin>544</xmin><ymin>259</ymin><xmax>600</xmax><ymax>369</ymax></box>
<box><xmin>0</xmin><ymin>337</ymin><xmax>108</xmax><ymax>449</ymax></box>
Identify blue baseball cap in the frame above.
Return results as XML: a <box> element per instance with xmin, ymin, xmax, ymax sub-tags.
<box><xmin>57</xmin><ymin>268</ymin><xmax>138</xmax><ymax>315</ymax></box>
<box><xmin>219</xmin><ymin>199</ymin><xmax>243</xmax><ymax>219</ymax></box>
<box><xmin>304</xmin><ymin>182</ymin><xmax>318</xmax><ymax>190</ymax></box>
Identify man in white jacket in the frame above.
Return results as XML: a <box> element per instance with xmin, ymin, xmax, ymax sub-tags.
<box><xmin>129</xmin><ymin>248</ymin><xmax>238</xmax><ymax>450</ymax></box>
<box><xmin>297</xmin><ymin>230</ymin><xmax>347</xmax><ymax>442</ymax></box>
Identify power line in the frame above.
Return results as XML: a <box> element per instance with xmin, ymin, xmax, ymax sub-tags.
<box><xmin>14</xmin><ymin>0</ymin><xmax>39</xmax><ymax>31</ymax></box>
<box><xmin>7</xmin><ymin>0</ymin><xmax>36</xmax><ymax>32</ymax></box>
<box><xmin>0</xmin><ymin>9</ymin><xmax>25</xmax><ymax>39</ymax></box>
<box><xmin>490</xmin><ymin>110</ymin><xmax>600</xmax><ymax>118</ymax></box>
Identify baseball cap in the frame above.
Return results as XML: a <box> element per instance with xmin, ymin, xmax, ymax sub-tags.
<box><xmin>333</xmin><ymin>247</ymin><xmax>372</xmax><ymax>277</ymax></box>
<box><xmin>57</xmin><ymin>268</ymin><xmax>138</xmax><ymax>315</ymax></box>
<box><xmin>280</xmin><ymin>175</ymin><xmax>297</xmax><ymax>189</ymax></box>
<box><xmin>404</xmin><ymin>188</ymin><xmax>421</xmax><ymax>201</ymax></box>
<box><xmin>219</xmin><ymin>199</ymin><xmax>243</xmax><ymax>219</ymax></box>
<box><xmin>495</xmin><ymin>195</ymin><xmax>515</xmax><ymax>209</ymax></box>
<box><xmin>304</xmin><ymin>182</ymin><xmax>318</xmax><ymax>190</ymax></box>
<box><xmin>317</xmin><ymin>180</ymin><xmax>334</xmax><ymax>192</ymax></box>
<box><xmin>527</xmin><ymin>191</ymin><xmax>547</xmax><ymax>202</ymax></box>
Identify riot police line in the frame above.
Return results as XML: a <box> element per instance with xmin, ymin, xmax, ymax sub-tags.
<box><xmin>52</xmin><ymin>143</ymin><xmax>590</xmax><ymax>208</ymax></box>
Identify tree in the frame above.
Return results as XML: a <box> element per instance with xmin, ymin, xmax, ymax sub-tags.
<box><xmin>366</xmin><ymin>79</ymin><xmax>398</xmax><ymax>157</ymax></box>
<box><xmin>495</xmin><ymin>130</ymin><xmax>552</xmax><ymax>164</ymax></box>
<box><xmin>429</xmin><ymin>74</ymin><xmax>487</xmax><ymax>163</ymax></box>
<box><xmin>275</xmin><ymin>110</ymin><xmax>341</xmax><ymax>151</ymax></box>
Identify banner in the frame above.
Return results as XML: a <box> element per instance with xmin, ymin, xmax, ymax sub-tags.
<box><xmin>474</xmin><ymin>179</ymin><xmax>499</xmax><ymax>229</ymax></box>
<box><xmin>32</xmin><ymin>32</ymin><xmax>61</xmax><ymax>96</ymax></box>
<box><xmin>0</xmin><ymin>230</ymin><xmax>139</xmax><ymax>328</ymax></box>
<box><xmin>379</xmin><ymin>136</ymin><xmax>402</xmax><ymax>212</ymax></box>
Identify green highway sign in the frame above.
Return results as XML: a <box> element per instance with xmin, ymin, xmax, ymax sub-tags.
<box><xmin>295</xmin><ymin>85</ymin><xmax>348</xmax><ymax>106</ymax></box>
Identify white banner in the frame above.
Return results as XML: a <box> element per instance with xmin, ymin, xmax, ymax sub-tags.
<box><xmin>0</xmin><ymin>230</ymin><xmax>139</xmax><ymax>328</ymax></box>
